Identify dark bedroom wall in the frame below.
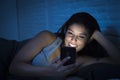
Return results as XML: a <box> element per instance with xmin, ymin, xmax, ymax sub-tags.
<box><xmin>0</xmin><ymin>0</ymin><xmax>18</xmax><ymax>40</ymax></box>
<box><xmin>0</xmin><ymin>0</ymin><xmax>120</xmax><ymax>41</ymax></box>
<box><xmin>17</xmin><ymin>0</ymin><xmax>46</xmax><ymax>40</ymax></box>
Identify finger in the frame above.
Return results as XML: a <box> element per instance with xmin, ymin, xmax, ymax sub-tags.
<box><xmin>57</xmin><ymin>56</ymin><xmax>71</xmax><ymax>67</ymax></box>
<box><xmin>60</xmin><ymin>63</ymin><xmax>75</xmax><ymax>71</ymax></box>
<box><xmin>64</xmin><ymin>68</ymin><xmax>75</xmax><ymax>74</ymax></box>
<box><xmin>63</xmin><ymin>63</ymin><xmax>82</xmax><ymax>74</ymax></box>
<box><xmin>57</xmin><ymin>64</ymin><xmax>75</xmax><ymax>72</ymax></box>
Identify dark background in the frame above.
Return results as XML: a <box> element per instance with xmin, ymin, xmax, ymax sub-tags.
<box><xmin>0</xmin><ymin>0</ymin><xmax>120</xmax><ymax>44</ymax></box>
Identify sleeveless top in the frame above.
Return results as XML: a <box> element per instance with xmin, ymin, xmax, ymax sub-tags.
<box><xmin>32</xmin><ymin>37</ymin><xmax>62</xmax><ymax>66</ymax></box>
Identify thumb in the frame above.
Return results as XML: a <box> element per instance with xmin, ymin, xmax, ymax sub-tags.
<box><xmin>57</xmin><ymin>56</ymin><xmax>71</xmax><ymax>67</ymax></box>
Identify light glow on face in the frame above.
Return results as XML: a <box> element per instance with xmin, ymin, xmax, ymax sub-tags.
<box><xmin>64</xmin><ymin>24</ymin><xmax>89</xmax><ymax>52</ymax></box>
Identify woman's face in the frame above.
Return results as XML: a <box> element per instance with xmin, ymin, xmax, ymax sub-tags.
<box><xmin>64</xmin><ymin>23</ymin><xmax>89</xmax><ymax>52</ymax></box>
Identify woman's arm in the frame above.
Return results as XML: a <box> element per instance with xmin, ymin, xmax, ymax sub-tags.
<box><xmin>9</xmin><ymin>30</ymin><xmax>62</xmax><ymax>77</ymax></box>
<box><xmin>9</xmin><ymin>30</ymin><xmax>76</xmax><ymax>78</ymax></box>
<box><xmin>91</xmin><ymin>30</ymin><xmax>120</xmax><ymax>64</ymax></box>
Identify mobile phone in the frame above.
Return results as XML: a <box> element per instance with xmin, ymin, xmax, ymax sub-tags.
<box><xmin>60</xmin><ymin>46</ymin><xmax>77</xmax><ymax>66</ymax></box>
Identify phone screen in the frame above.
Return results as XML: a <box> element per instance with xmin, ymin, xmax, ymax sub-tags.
<box><xmin>60</xmin><ymin>46</ymin><xmax>77</xmax><ymax>66</ymax></box>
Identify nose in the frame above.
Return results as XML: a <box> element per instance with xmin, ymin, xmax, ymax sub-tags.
<box><xmin>71</xmin><ymin>36</ymin><xmax>77</xmax><ymax>43</ymax></box>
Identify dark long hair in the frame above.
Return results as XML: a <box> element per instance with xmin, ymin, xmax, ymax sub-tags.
<box><xmin>56</xmin><ymin>12</ymin><xmax>108</xmax><ymax>58</ymax></box>
<box><xmin>57</xmin><ymin>12</ymin><xmax>100</xmax><ymax>39</ymax></box>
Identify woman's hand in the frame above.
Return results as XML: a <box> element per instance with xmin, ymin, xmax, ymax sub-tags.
<box><xmin>49</xmin><ymin>56</ymin><xmax>81</xmax><ymax>77</ymax></box>
<box><xmin>90</xmin><ymin>30</ymin><xmax>101</xmax><ymax>41</ymax></box>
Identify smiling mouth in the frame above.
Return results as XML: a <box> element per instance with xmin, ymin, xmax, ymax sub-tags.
<box><xmin>69</xmin><ymin>43</ymin><xmax>76</xmax><ymax>47</ymax></box>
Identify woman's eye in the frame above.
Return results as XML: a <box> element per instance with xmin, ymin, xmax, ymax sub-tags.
<box><xmin>79</xmin><ymin>36</ymin><xmax>85</xmax><ymax>39</ymax></box>
<box><xmin>67</xmin><ymin>32</ymin><xmax>73</xmax><ymax>35</ymax></box>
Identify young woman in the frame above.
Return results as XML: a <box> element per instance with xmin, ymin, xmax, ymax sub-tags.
<box><xmin>9</xmin><ymin>12</ymin><xmax>120</xmax><ymax>80</ymax></box>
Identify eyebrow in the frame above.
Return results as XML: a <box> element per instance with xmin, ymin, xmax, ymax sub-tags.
<box><xmin>67</xmin><ymin>28</ymin><xmax>88</xmax><ymax>37</ymax></box>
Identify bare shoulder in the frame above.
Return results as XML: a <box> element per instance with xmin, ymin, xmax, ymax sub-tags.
<box><xmin>11</xmin><ymin>30</ymin><xmax>57</xmax><ymax>62</ymax></box>
<box><xmin>34</xmin><ymin>30</ymin><xmax>57</xmax><ymax>46</ymax></box>
<box><xmin>36</xmin><ymin>30</ymin><xmax>56</xmax><ymax>40</ymax></box>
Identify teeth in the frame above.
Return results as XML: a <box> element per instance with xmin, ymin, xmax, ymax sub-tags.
<box><xmin>69</xmin><ymin>43</ymin><xmax>76</xmax><ymax>47</ymax></box>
